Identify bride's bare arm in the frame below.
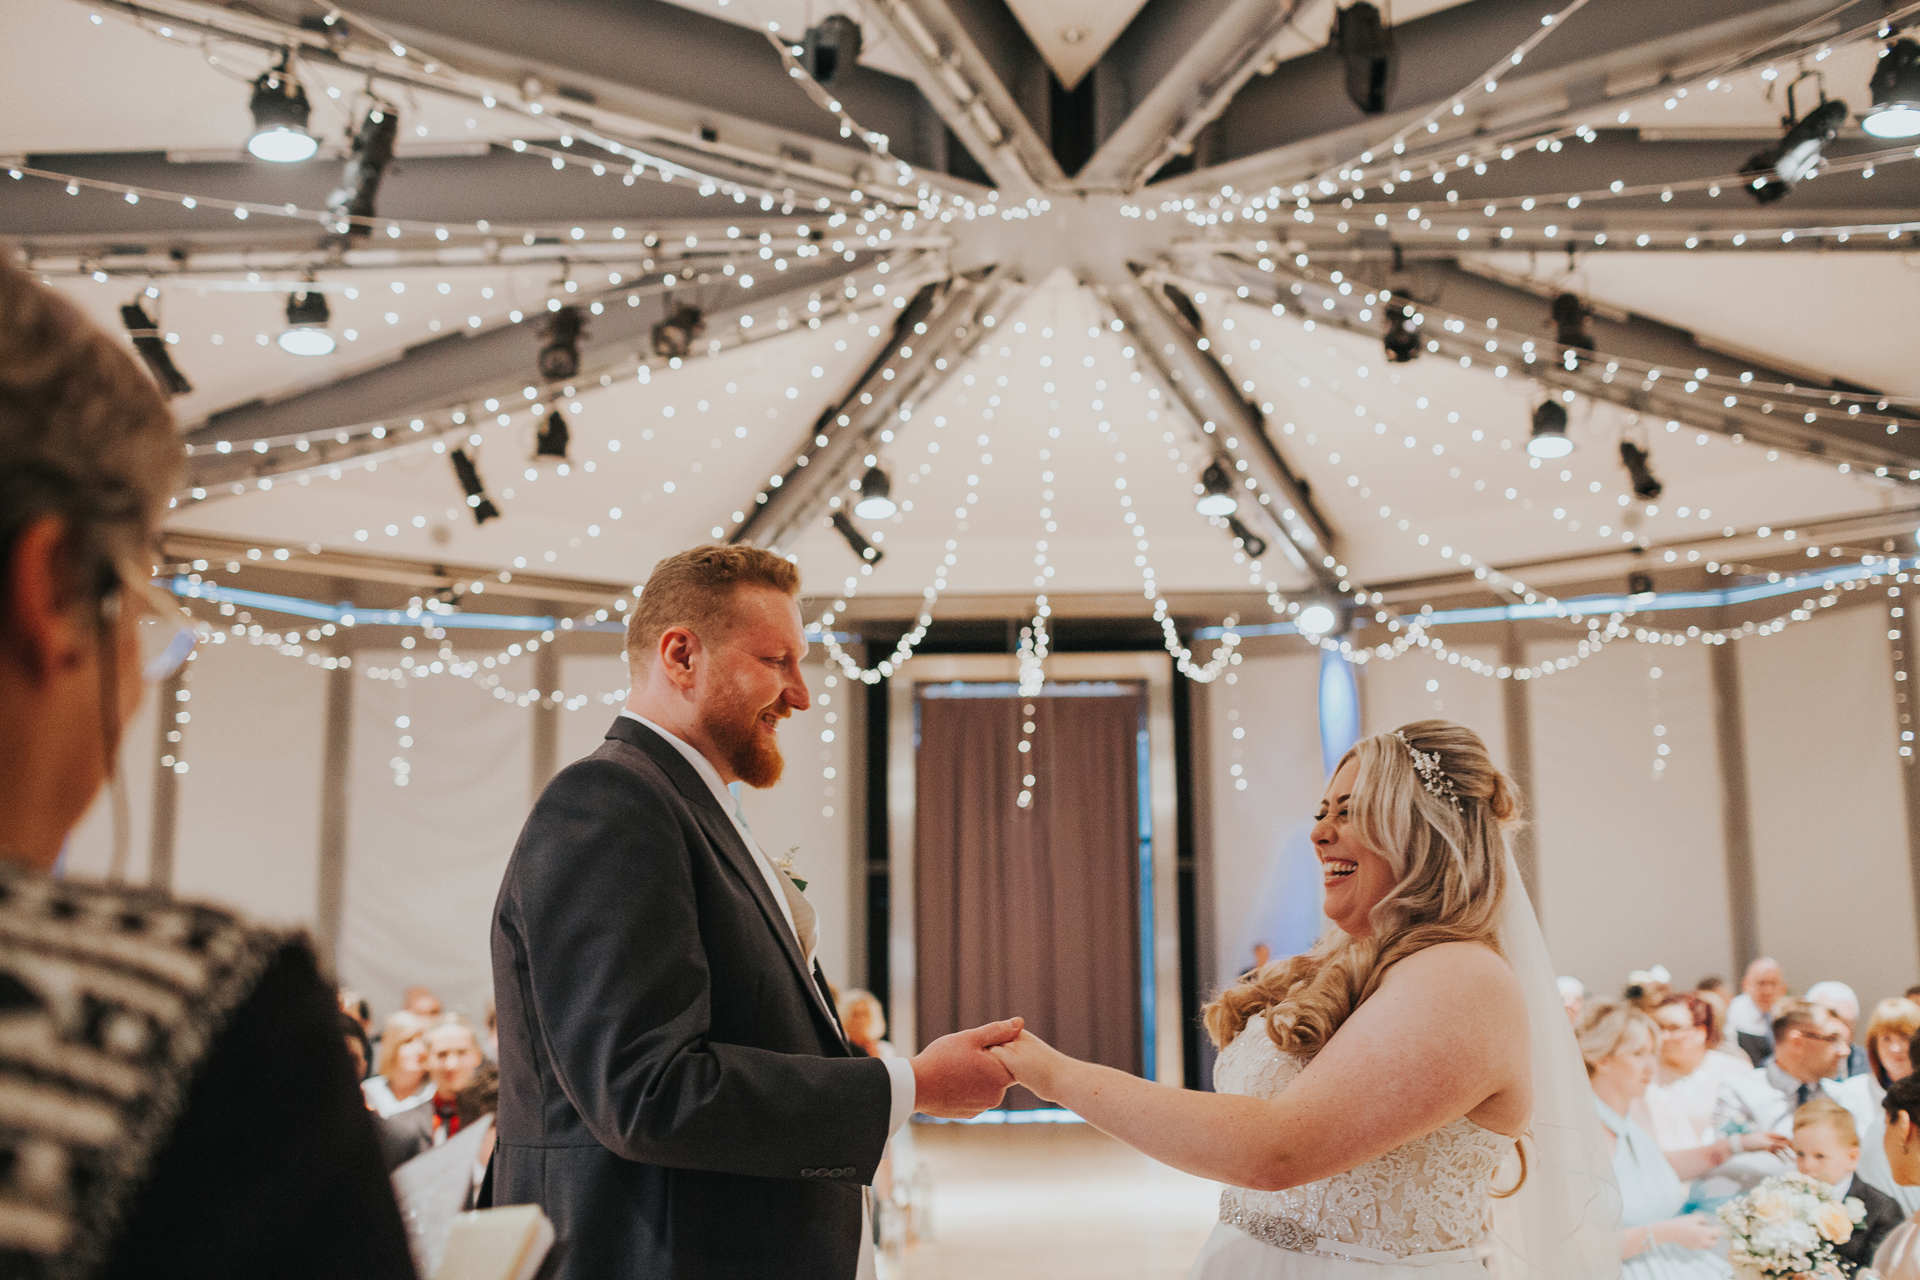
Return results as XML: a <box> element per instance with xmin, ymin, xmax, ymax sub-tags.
<box><xmin>990</xmin><ymin>940</ymin><xmax>1529</xmax><ymax>1191</ymax></box>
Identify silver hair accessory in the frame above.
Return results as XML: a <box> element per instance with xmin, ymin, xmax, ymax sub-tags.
<box><xmin>1390</xmin><ymin>731</ymin><xmax>1462</xmax><ymax>812</ymax></box>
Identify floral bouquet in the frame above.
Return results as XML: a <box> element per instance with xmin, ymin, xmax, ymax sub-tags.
<box><xmin>1717</xmin><ymin>1172</ymin><xmax>1867</xmax><ymax>1279</ymax></box>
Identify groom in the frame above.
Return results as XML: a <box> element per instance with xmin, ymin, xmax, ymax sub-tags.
<box><xmin>491</xmin><ymin>544</ymin><xmax>1020</xmax><ymax>1279</ymax></box>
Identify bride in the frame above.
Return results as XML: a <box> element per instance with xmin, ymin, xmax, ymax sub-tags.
<box><xmin>991</xmin><ymin>721</ymin><xmax>1620</xmax><ymax>1277</ymax></box>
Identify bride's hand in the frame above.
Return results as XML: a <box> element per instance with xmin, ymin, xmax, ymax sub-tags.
<box><xmin>988</xmin><ymin>1030</ymin><xmax>1069</xmax><ymax>1102</ymax></box>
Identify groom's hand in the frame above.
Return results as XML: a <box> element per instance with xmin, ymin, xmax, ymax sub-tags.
<box><xmin>909</xmin><ymin>1017</ymin><xmax>1024</xmax><ymax>1118</ymax></box>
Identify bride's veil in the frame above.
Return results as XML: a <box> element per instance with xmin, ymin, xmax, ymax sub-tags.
<box><xmin>1485</xmin><ymin>846</ymin><xmax>1623</xmax><ymax>1279</ymax></box>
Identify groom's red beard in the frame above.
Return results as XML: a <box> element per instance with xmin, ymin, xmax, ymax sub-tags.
<box><xmin>702</xmin><ymin>686</ymin><xmax>787</xmax><ymax>788</ymax></box>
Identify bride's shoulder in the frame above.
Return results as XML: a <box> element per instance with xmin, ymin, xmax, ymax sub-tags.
<box><xmin>1377</xmin><ymin>940</ymin><xmax>1523</xmax><ymax>1004</ymax></box>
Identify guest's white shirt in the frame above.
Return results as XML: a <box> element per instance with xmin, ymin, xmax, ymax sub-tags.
<box><xmin>619</xmin><ymin>712</ymin><xmax>917</xmax><ymax>1133</ymax></box>
<box><xmin>362</xmin><ymin>1075</ymin><xmax>433</xmax><ymax>1118</ymax></box>
<box><xmin>1709</xmin><ymin>1062</ymin><xmax>1842</xmax><ymax>1192</ymax></box>
<box><xmin>1636</xmin><ymin>1050</ymin><xmax>1752</xmax><ymax>1150</ymax></box>
<box><xmin>1728</xmin><ymin>992</ymin><xmax>1773</xmax><ymax>1038</ymax></box>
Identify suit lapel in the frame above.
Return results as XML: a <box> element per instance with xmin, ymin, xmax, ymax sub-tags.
<box><xmin>607</xmin><ymin>718</ymin><xmax>847</xmax><ymax>1046</ymax></box>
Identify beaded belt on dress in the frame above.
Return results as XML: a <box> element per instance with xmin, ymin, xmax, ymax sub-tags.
<box><xmin>1219</xmin><ymin>1198</ymin><xmax>1487</xmax><ymax>1268</ymax></box>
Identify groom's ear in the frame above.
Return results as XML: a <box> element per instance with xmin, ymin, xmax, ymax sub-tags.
<box><xmin>657</xmin><ymin>626</ymin><xmax>704</xmax><ymax>688</ymax></box>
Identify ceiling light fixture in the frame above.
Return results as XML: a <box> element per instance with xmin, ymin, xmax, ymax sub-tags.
<box><xmin>119</xmin><ymin>300</ymin><xmax>192</xmax><ymax>397</ymax></box>
<box><xmin>1195</xmin><ymin>460</ymin><xmax>1239</xmax><ymax>516</ymax></box>
<box><xmin>246</xmin><ymin>53</ymin><xmax>318</xmax><ymax>162</ymax></box>
<box><xmin>277</xmin><ymin>287</ymin><xmax>335</xmax><ymax>356</ymax></box>
<box><xmin>651</xmin><ymin>303</ymin><xmax>704</xmax><ymax>359</ymax></box>
<box><xmin>830</xmin><ymin>511</ymin><xmax>883</xmax><ymax>563</ymax></box>
<box><xmin>1296</xmin><ymin>602</ymin><xmax>1339</xmax><ymax>636</ymax></box>
<box><xmin>1863</xmin><ymin>38</ymin><xmax>1920</xmax><ymax>138</ymax></box>
<box><xmin>853</xmin><ymin>466</ymin><xmax>897</xmax><ymax>519</ymax></box>
<box><xmin>450</xmin><ymin>448</ymin><xmax>501</xmax><ymax>524</ymax></box>
<box><xmin>535</xmin><ymin>409</ymin><xmax>570</xmax><ymax>460</ymax></box>
<box><xmin>1382</xmin><ymin>299</ymin><xmax>1420</xmax><ymax>363</ymax></box>
<box><xmin>1618</xmin><ymin>440</ymin><xmax>1663</xmax><ymax>500</ymax></box>
<box><xmin>327</xmin><ymin>104</ymin><xmax>398</xmax><ymax>238</ymax></box>
<box><xmin>1226</xmin><ymin>515</ymin><xmax>1268</xmax><ymax>558</ymax></box>
<box><xmin>1550</xmin><ymin>292</ymin><xmax>1594</xmax><ymax>355</ymax></box>
<box><xmin>801</xmin><ymin>14</ymin><xmax>863</xmax><ymax>85</ymax></box>
<box><xmin>538</xmin><ymin>305</ymin><xmax>585</xmax><ymax>381</ymax></box>
<box><xmin>1527</xmin><ymin>400</ymin><xmax>1574</xmax><ymax>458</ymax></box>
<box><xmin>1333</xmin><ymin>2</ymin><xmax>1396</xmax><ymax>115</ymax></box>
<box><xmin>1740</xmin><ymin>79</ymin><xmax>1848</xmax><ymax>202</ymax></box>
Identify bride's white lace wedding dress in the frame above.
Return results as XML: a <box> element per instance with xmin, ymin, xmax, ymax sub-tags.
<box><xmin>1189</xmin><ymin>1021</ymin><xmax>1516</xmax><ymax>1278</ymax></box>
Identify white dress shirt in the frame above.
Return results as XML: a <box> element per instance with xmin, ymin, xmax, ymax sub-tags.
<box><xmin>1708</xmin><ymin>1062</ymin><xmax>1842</xmax><ymax>1194</ymax></box>
<box><xmin>620</xmin><ymin>712</ymin><xmax>916</xmax><ymax>1130</ymax></box>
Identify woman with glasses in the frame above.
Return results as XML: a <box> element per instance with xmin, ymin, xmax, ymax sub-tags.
<box><xmin>1640</xmin><ymin>994</ymin><xmax>1755</xmax><ymax>1151</ymax></box>
<box><xmin>0</xmin><ymin>258</ymin><xmax>415</xmax><ymax>1278</ymax></box>
<box><xmin>1842</xmin><ymin>1000</ymin><xmax>1920</xmax><ymax>1216</ymax></box>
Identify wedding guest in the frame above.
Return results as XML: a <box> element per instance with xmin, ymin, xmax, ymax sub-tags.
<box><xmin>402</xmin><ymin>985</ymin><xmax>444</xmax><ymax>1018</ymax></box>
<box><xmin>1581</xmin><ymin>1000</ymin><xmax>1748</xmax><ymax>1278</ymax></box>
<box><xmin>1639</xmin><ymin>993</ymin><xmax>1751</xmax><ymax>1150</ymax></box>
<box><xmin>1626</xmin><ymin>965</ymin><xmax>1674</xmax><ymax>1012</ymax></box>
<box><xmin>1729</xmin><ymin>957</ymin><xmax>1788</xmax><ymax>1063</ymax></box>
<box><xmin>838</xmin><ymin>989</ymin><xmax>891</xmax><ymax>1059</ymax></box>
<box><xmin>1808</xmin><ymin>980</ymin><xmax>1872</xmax><ymax>1079</ymax></box>
<box><xmin>1791</xmin><ymin>1097</ymin><xmax>1902</xmax><ymax>1275</ymax></box>
<box><xmin>1845</xmin><ymin>1004</ymin><xmax>1920</xmax><ymax>1216</ymax></box>
<box><xmin>458</xmin><ymin>1061</ymin><xmax>501</xmax><ymax>1211</ymax></box>
<box><xmin>1697</xmin><ymin>976</ymin><xmax>1729</xmax><ymax>998</ymax></box>
<box><xmin>343</xmin><ymin>1013</ymin><xmax>373</xmax><ymax>1083</ymax></box>
<box><xmin>1693</xmin><ymin>987</ymin><xmax>1746</xmax><ymax>1065</ymax></box>
<box><xmin>0</xmin><ymin>257</ymin><xmax>413</xmax><ymax>1277</ymax></box>
<box><xmin>340</xmin><ymin>987</ymin><xmax>373</xmax><ymax>1036</ymax></box>
<box><xmin>1559</xmin><ymin>974</ymin><xmax>1588</xmax><ymax>1023</ymax></box>
<box><xmin>378</xmin><ymin>1019</ymin><xmax>485</xmax><ymax>1170</ymax></box>
<box><xmin>362</xmin><ymin>1011</ymin><xmax>434</xmax><ymax>1117</ymax></box>
<box><xmin>1869</xmin><ymin>1071</ymin><xmax>1920</xmax><ymax>1277</ymax></box>
<box><xmin>1712</xmin><ymin>1000</ymin><xmax>1850</xmax><ymax>1192</ymax></box>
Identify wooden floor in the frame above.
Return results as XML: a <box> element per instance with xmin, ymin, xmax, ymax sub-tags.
<box><xmin>889</xmin><ymin>1122</ymin><xmax>1220</xmax><ymax>1280</ymax></box>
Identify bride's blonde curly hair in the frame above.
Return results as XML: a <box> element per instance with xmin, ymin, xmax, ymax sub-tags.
<box><xmin>1204</xmin><ymin>719</ymin><xmax>1521</xmax><ymax>1059</ymax></box>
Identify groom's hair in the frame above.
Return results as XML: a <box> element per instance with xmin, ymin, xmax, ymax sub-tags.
<box><xmin>626</xmin><ymin>544</ymin><xmax>801</xmax><ymax>664</ymax></box>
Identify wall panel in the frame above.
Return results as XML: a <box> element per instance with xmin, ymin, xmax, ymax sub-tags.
<box><xmin>1360</xmin><ymin>643</ymin><xmax>1508</xmax><ymax>766</ymax></box>
<box><xmin>1743</xmin><ymin>605</ymin><xmax>1918</xmax><ymax>1007</ymax></box>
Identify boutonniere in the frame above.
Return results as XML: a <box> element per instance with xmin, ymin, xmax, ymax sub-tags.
<box><xmin>774</xmin><ymin>847</ymin><xmax>808</xmax><ymax>892</ymax></box>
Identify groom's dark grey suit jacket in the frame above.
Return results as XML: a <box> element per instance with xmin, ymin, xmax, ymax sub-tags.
<box><xmin>491</xmin><ymin>716</ymin><xmax>893</xmax><ymax>1280</ymax></box>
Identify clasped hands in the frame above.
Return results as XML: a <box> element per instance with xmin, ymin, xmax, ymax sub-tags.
<box><xmin>906</xmin><ymin>1019</ymin><xmax>1070</xmax><ymax>1117</ymax></box>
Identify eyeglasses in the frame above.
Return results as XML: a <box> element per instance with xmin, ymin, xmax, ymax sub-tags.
<box><xmin>1794</xmin><ymin>1029</ymin><xmax>1848</xmax><ymax>1047</ymax></box>
<box><xmin>102</xmin><ymin>563</ymin><xmax>203</xmax><ymax>681</ymax></box>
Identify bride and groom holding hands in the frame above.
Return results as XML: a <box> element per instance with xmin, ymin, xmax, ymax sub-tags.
<box><xmin>489</xmin><ymin>542</ymin><xmax>1622</xmax><ymax>1279</ymax></box>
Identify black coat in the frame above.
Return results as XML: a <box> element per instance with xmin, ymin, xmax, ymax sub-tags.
<box><xmin>1836</xmin><ymin>1176</ymin><xmax>1905</xmax><ymax>1276</ymax></box>
<box><xmin>490</xmin><ymin>716</ymin><xmax>892</xmax><ymax>1280</ymax></box>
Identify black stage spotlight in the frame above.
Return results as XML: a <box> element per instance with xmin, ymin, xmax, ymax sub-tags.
<box><xmin>327</xmin><ymin>104</ymin><xmax>399</xmax><ymax>238</ymax></box>
<box><xmin>1382</xmin><ymin>299</ymin><xmax>1420</xmax><ymax>362</ymax></box>
<box><xmin>830</xmin><ymin>511</ymin><xmax>883</xmax><ymax>564</ymax></box>
<box><xmin>449</xmin><ymin>448</ymin><xmax>500</xmax><ymax>524</ymax></box>
<box><xmin>651</xmin><ymin>303</ymin><xmax>704</xmax><ymax>359</ymax></box>
<box><xmin>1195</xmin><ymin>460</ymin><xmax>1239</xmax><ymax>517</ymax></box>
<box><xmin>119</xmin><ymin>300</ymin><xmax>192</xmax><ymax>397</ymax></box>
<box><xmin>535</xmin><ymin>409</ymin><xmax>570</xmax><ymax>460</ymax></box>
<box><xmin>1226</xmin><ymin>515</ymin><xmax>1268</xmax><ymax>559</ymax></box>
<box><xmin>247</xmin><ymin>53</ymin><xmax>317</xmax><ymax>162</ymax></box>
<box><xmin>1551</xmin><ymin>292</ymin><xmax>1594</xmax><ymax>354</ymax></box>
<box><xmin>538</xmin><ymin>305</ymin><xmax>584</xmax><ymax>382</ymax></box>
<box><xmin>801</xmin><ymin>14</ymin><xmax>863</xmax><ymax>85</ymax></box>
<box><xmin>1527</xmin><ymin>400</ymin><xmax>1573</xmax><ymax>459</ymax></box>
<box><xmin>1741</xmin><ymin>84</ymin><xmax>1848</xmax><ymax>203</ymax></box>
<box><xmin>278</xmin><ymin>287</ymin><xmax>334</xmax><ymax>356</ymax></box>
<box><xmin>853</xmin><ymin>466</ymin><xmax>897</xmax><ymax>519</ymax></box>
<box><xmin>1864</xmin><ymin>38</ymin><xmax>1920</xmax><ymax>139</ymax></box>
<box><xmin>1333</xmin><ymin>2</ymin><xmax>1396</xmax><ymax>115</ymax></box>
<box><xmin>1619</xmin><ymin>440</ymin><xmax>1663</xmax><ymax>501</ymax></box>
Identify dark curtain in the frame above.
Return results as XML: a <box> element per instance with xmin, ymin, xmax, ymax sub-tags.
<box><xmin>915</xmin><ymin>688</ymin><xmax>1143</xmax><ymax>1106</ymax></box>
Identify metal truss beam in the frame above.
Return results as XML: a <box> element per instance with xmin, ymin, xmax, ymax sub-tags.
<box><xmin>1179</xmin><ymin>250</ymin><xmax>1920</xmax><ymax>478</ymax></box>
<box><xmin>178</xmin><ymin>251</ymin><xmax>948</xmax><ymax>497</ymax></box>
<box><xmin>730</xmin><ymin>265</ymin><xmax>1017</xmax><ymax>552</ymax></box>
<box><xmin>1074</xmin><ymin>0</ymin><xmax>1301</xmax><ymax>194</ymax></box>
<box><xmin>1102</xmin><ymin>270</ymin><xmax>1344</xmax><ymax>595</ymax></box>
<box><xmin>856</xmin><ymin>0</ymin><xmax>1064</xmax><ymax>198</ymax></box>
<box><xmin>1166</xmin><ymin>0</ymin><xmax>1873</xmax><ymax>196</ymax></box>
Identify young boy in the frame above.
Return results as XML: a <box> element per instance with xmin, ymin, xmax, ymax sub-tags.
<box><xmin>1794</xmin><ymin>1097</ymin><xmax>1905</xmax><ymax>1275</ymax></box>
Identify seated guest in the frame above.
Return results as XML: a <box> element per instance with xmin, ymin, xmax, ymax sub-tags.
<box><xmin>1640</xmin><ymin>993</ymin><xmax>1751</xmax><ymax>1150</ymax></box>
<box><xmin>1626</xmin><ymin>964</ymin><xmax>1674</xmax><ymax>1012</ymax></box>
<box><xmin>1808</xmin><ymin>980</ymin><xmax>1872</xmax><ymax>1079</ymax></box>
<box><xmin>1558</xmin><ymin>974</ymin><xmax>1587</xmax><ymax>1024</ymax></box>
<box><xmin>380</xmin><ymin>1019</ymin><xmax>485</xmax><ymax>1169</ymax></box>
<box><xmin>1581</xmin><ymin>1001</ymin><xmax>1750</xmax><ymax>1278</ymax></box>
<box><xmin>1697</xmin><ymin>976</ymin><xmax>1729</xmax><ymax>998</ymax></box>
<box><xmin>1711</xmin><ymin>999</ymin><xmax>1850</xmax><ymax>1193</ymax></box>
<box><xmin>1729</xmin><ymin>957</ymin><xmax>1789</xmax><ymax>1064</ymax></box>
<box><xmin>363</xmin><ymin>1011</ymin><xmax>434</xmax><ymax>1117</ymax></box>
<box><xmin>1792</xmin><ymin>1097</ymin><xmax>1902</xmax><ymax>1275</ymax></box>
<box><xmin>1869</xmin><ymin>1072</ymin><xmax>1920</xmax><ymax>1278</ymax></box>
<box><xmin>403</xmin><ymin>985</ymin><xmax>444</xmax><ymax>1019</ymax></box>
<box><xmin>340</xmin><ymin>987</ymin><xmax>373</xmax><ymax>1037</ymax></box>
<box><xmin>838</xmin><ymin>988</ymin><xmax>893</xmax><ymax>1059</ymax></box>
<box><xmin>458</xmin><ymin>1062</ymin><xmax>501</xmax><ymax>1211</ymax></box>
<box><xmin>1849</xmin><ymin>1006</ymin><xmax>1920</xmax><ymax>1217</ymax></box>
<box><xmin>343</xmin><ymin>1013</ymin><xmax>373</xmax><ymax>1083</ymax></box>
<box><xmin>0</xmin><ymin>257</ymin><xmax>412</xmax><ymax>1276</ymax></box>
<box><xmin>1693</xmin><ymin>985</ymin><xmax>1746</xmax><ymax>1065</ymax></box>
